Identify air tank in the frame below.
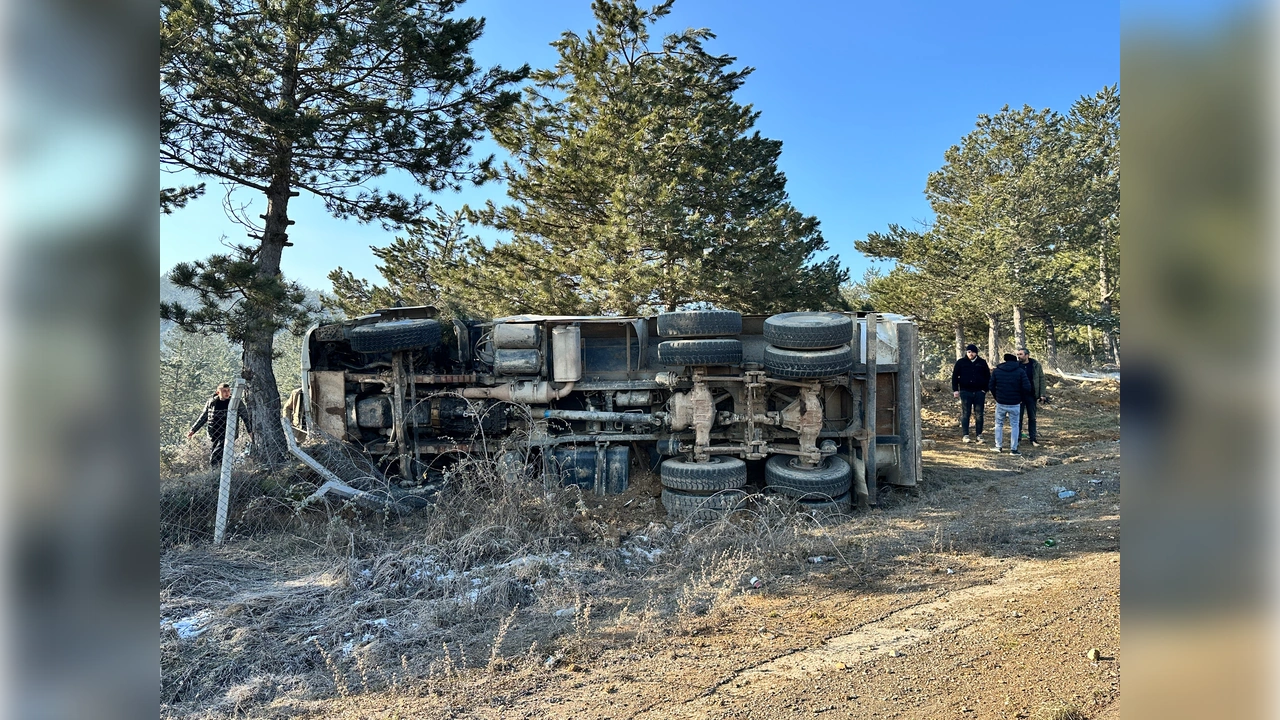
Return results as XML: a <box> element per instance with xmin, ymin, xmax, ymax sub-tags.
<box><xmin>494</xmin><ymin>349</ymin><xmax>542</xmax><ymax>375</ymax></box>
<box><xmin>614</xmin><ymin>390</ymin><xmax>652</xmax><ymax>407</ymax></box>
<box><xmin>493</xmin><ymin>323</ymin><xmax>540</xmax><ymax>349</ymax></box>
<box><xmin>552</xmin><ymin>325</ymin><xmax>582</xmax><ymax>382</ymax></box>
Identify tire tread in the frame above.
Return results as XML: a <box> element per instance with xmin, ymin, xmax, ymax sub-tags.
<box><xmin>350</xmin><ymin>319</ymin><xmax>442</xmax><ymax>353</ymax></box>
<box><xmin>763</xmin><ymin>312</ymin><xmax>854</xmax><ymax>349</ymax></box>
<box><xmin>660</xmin><ymin>456</ymin><xmax>748</xmax><ymax>492</ymax></box>
<box><xmin>764</xmin><ymin>454</ymin><xmax>852</xmax><ymax>499</ymax></box>
<box><xmin>763</xmin><ymin>344</ymin><xmax>854</xmax><ymax>378</ymax></box>
<box><xmin>656</xmin><ymin>310</ymin><xmax>743</xmax><ymax>338</ymax></box>
<box><xmin>657</xmin><ymin>339</ymin><xmax>743</xmax><ymax>366</ymax></box>
<box><xmin>661</xmin><ymin>487</ymin><xmax>746</xmax><ymax>520</ymax></box>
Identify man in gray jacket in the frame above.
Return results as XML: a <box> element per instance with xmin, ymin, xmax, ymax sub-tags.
<box><xmin>1016</xmin><ymin>348</ymin><xmax>1047</xmax><ymax>446</ymax></box>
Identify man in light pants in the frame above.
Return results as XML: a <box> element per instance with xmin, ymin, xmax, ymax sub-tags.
<box><xmin>988</xmin><ymin>353</ymin><xmax>1032</xmax><ymax>454</ymax></box>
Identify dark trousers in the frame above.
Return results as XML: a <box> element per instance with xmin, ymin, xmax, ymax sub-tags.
<box><xmin>958</xmin><ymin>390</ymin><xmax>985</xmax><ymax>435</ymax></box>
<box><xmin>1019</xmin><ymin>398</ymin><xmax>1038</xmax><ymax>441</ymax></box>
<box><xmin>209</xmin><ymin>433</ymin><xmax>226</xmax><ymax>469</ymax></box>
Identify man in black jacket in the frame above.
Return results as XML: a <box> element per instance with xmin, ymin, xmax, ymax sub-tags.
<box><xmin>988</xmin><ymin>353</ymin><xmax>1033</xmax><ymax>454</ymax></box>
<box><xmin>187</xmin><ymin>383</ymin><xmax>251</xmax><ymax>469</ymax></box>
<box><xmin>951</xmin><ymin>344</ymin><xmax>991</xmax><ymax>443</ymax></box>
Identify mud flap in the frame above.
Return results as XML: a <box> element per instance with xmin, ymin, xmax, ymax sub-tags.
<box><xmin>852</xmin><ymin>455</ymin><xmax>869</xmax><ymax>498</ymax></box>
<box><xmin>876</xmin><ymin>445</ymin><xmax>904</xmax><ymax>486</ymax></box>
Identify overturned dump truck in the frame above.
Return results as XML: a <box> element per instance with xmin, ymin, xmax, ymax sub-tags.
<box><xmin>299</xmin><ymin>306</ymin><xmax>920</xmax><ymax>516</ymax></box>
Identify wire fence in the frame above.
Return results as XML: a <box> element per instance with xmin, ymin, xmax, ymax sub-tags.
<box><xmin>160</xmin><ymin>383</ymin><xmax>262</xmax><ymax>547</ymax></box>
<box><xmin>159</xmin><ymin>391</ymin><xmax>547</xmax><ymax>547</ymax></box>
<box><xmin>161</xmin><ymin>387</ymin><xmax>866</xmax><ymax>547</ymax></box>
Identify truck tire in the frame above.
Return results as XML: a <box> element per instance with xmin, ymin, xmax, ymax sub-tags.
<box><xmin>660</xmin><ymin>456</ymin><xmax>747</xmax><ymax>493</ymax></box>
<box><xmin>656</xmin><ymin>310</ymin><xmax>742</xmax><ymax>338</ymax></box>
<box><xmin>350</xmin><ymin>319</ymin><xmax>442</xmax><ymax>353</ymax></box>
<box><xmin>657</xmin><ymin>339</ymin><xmax>742</xmax><ymax>367</ymax></box>
<box><xmin>763</xmin><ymin>344</ymin><xmax>854</xmax><ymax>378</ymax></box>
<box><xmin>764</xmin><ymin>454</ymin><xmax>852</xmax><ymax>499</ymax></box>
<box><xmin>798</xmin><ymin>492</ymin><xmax>853</xmax><ymax>516</ymax></box>
<box><xmin>763</xmin><ymin>312</ymin><xmax>854</xmax><ymax>349</ymax></box>
<box><xmin>661</xmin><ymin>487</ymin><xmax>746</xmax><ymax>521</ymax></box>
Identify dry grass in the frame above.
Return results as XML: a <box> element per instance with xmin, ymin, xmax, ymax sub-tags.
<box><xmin>160</xmin><ymin>447</ymin><xmax>879</xmax><ymax>718</ymax></box>
<box><xmin>920</xmin><ymin>374</ymin><xmax>1120</xmax><ymax>446</ymax></box>
<box><xmin>161</xmin><ymin>380</ymin><xmax>1122</xmax><ymax>719</ymax></box>
<box><xmin>1037</xmin><ymin>704</ymin><xmax>1089</xmax><ymax>720</ymax></box>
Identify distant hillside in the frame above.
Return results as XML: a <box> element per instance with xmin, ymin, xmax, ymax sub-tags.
<box><xmin>160</xmin><ymin>273</ymin><xmax>334</xmax><ymax>334</ymax></box>
<box><xmin>159</xmin><ymin>275</ymin><xmax>197</xmax><ymax>333</ymax></box>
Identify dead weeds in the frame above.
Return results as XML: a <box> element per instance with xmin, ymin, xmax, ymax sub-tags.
<box><xmin>161</xmin><ymin>377</ymin><xmax>1122</xmax><ymax>719</ymax></box>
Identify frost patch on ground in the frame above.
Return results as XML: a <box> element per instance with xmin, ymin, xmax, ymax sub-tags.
<box><xmin>166</xmin><ymin>610</ymin><xmax>215</xmax><ymax>639</ymax></box>
<box><xmin>349</xmin><ymin>548</ymin><xmax>586</xmax><ymax>608</ymax></box>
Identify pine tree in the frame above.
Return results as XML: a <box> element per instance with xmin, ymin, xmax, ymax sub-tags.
<box><xmin>328</xmin><ymin>207</ymin><xmax>475</xmax><ymax>317</ymax></box>
<box><xmin>1065</xmin><ymin>86</ymin><xmax>1120</xmax><ymax>363</ymax></box>
<box><xmin>856</xmin><ymin>224</ymin><xmax>987</xmax><ymax>358</ymax></box>
<box><xmin>926</xmin><ymin>104</ymin><xmax>1074</xmax><ymax>353</ymax></box>
<box><xmin>858</xmin><ymin>98</ymin><xmax>1118</xmax><ymax>365</ymax></box>
<box><xmin>463</xmin><ymin>0</ymin><xmax>846</xmax><ymax>316</ymax></box>
<box><xmin>161</xmin><ymin>0</ymin><xmax>526</xmax><ymax>462</ymax></box>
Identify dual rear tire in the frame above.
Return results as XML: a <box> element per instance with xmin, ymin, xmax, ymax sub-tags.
<box><xmin>657</xmin><ymin>338</ymin><xmax>743</xmax><ymax>366</ymax></box>
<box><xmin>764</xmin><ymin>454</ymin><xmax>855</xmax><ymax>516</ymax></box>
<box><xmin>762</xmin><ymin>312</ymin><xmax>855</xmax><ymax>379</ymax></box>
<box><xmin>763</xmin><ymin>454</ymin><xmax>852</xmax><ymax>501</ymax></box>
<box><xmin>763</xmin><ymin>312</ymin><xmax>852</xmax><ymax>350</ymax></box>
<box><xmin>656</xmin><ymin>310</ymin><xmax>743</xmax><ymax>368</ymax></box>
<box><xmin>656</xmin><ymin>310</ymin><xmax>743</xmax><ymax>338</ymax></box>
<box><xmin>763</xmin><ymin>345</ymin><xmax>854</xmax><ymax>379</ymax></box>
<box><xmin>659</xmin><ymin>453</ymin><xmax>859</xmax><ymax>519</ymax></box>
<box><xmin>659</xmin><ymin>456</ymin><xmax>746</xmax><ymax>521</ymax></box>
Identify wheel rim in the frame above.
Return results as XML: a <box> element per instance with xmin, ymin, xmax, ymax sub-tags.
<box><xmin>787</xmin><ymin>456</ymin><xmax>827</xmax><ymax>471</ymax></box>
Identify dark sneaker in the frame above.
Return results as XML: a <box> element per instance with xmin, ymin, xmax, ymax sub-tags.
<box><xmin>1010</xmin><ymin>448</ymin><xmax>1021</xmax><ymax>455</ymax></box>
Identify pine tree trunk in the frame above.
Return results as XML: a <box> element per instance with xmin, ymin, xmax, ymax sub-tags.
<box><xmin>243</xmin><ymin>176</ymin><xmax>292</xmax><ymax>466</ymax></box>
<box><xmin>243</xmin><ymin>334</ymin><xmax>286</xmax><ymax>464</ymax></box>
<box><xmin>1098</xmin><ymin>246</ymin><xmax>1112</xmax><ymax>319</ymax></box>
<box><xmin>954</xmin><ymin>321</ymin><xmax>965</xmax><ymax>359</ymax></box>
<box><xmin>242</xmin><ymin>44</ymin><xmax>299</xmax><ymax>466</ymax></box>
<box><xmin>1012</xmin><ymin>305</ymin><xmax>1026</xmax><ymax>351</ymax></box>
<box><xmin>1044</xmin><ymin>317</ymin><xmax>1058</xmax><ymax>369</ymax></box>
<box><xmin>1099</xmin><ymin>242</ymin><xmax>1119</xmax><ymax>366</ymax></box>
<box><xmin>1087</xmin><ymin>325</ymin><xmax>1097</xmax><ymax>365</ymax></box>
<box><xmin>986</xmin><ymin>312</ymin><xmax>999</xmax><ymax>363</ymax></box>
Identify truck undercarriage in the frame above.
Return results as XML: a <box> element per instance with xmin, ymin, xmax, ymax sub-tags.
<box><xmin>298</xmin><ymin>307</ymin><xmax>920</xmax><ymax>515</ymax></box>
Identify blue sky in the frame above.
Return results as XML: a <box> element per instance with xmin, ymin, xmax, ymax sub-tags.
<box><xmin>160</xmin><ymin>0</ymin><xmax>1119</xmax><ymax>292</ymax></box>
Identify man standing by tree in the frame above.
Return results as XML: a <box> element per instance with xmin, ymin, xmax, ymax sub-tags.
<box><xmin>1016</xmin><ymin>347</ymin><xmax>1047</xmax><ymax>446</ymax></box>
<box><xmin>952</xmin><ymin>344</ymin><xmax>991</xmax><ymax>443</ymax></box>
<box><xmin>187</xmin><ymin>383</ymin><xmax>251</xmax><ymax>470</ymax></box>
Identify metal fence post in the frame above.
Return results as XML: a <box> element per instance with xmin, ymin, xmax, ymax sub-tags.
<box><xmin>864</xmin><ymin>314</ymin><xmax>878</xmax><ymax>506</ymax></box>
<box><xmin>213</xmin><ymin>378</ymin><xmax>245</xmax><ymax>545</ymax></box>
